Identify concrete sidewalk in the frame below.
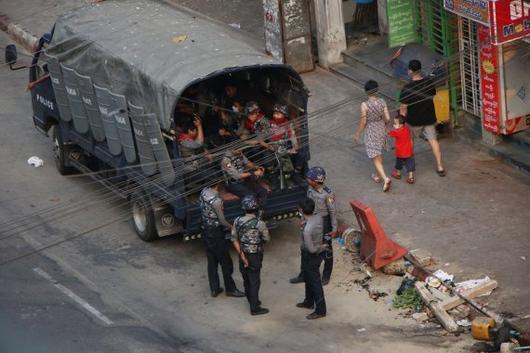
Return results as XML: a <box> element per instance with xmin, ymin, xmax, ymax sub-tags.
<box><xmin>1</xmin><ymin>0</ymin><xmax>528</xmax><ymax>328</ymax></box>
<box><xmin>0</xmin><ymin>0</ymin><xmax>263</xmax><ymax>51</ymax></box>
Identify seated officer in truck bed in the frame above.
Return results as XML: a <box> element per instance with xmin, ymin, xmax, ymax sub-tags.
<box><xmin>221</xmin><ymin>147</ymin><xmax>268</xmax><ymax>207</ymax></box>
<box><xmin>178</xmin><ymin>116</ymin><xmax>210</xmax><ymax>190</ymax></box>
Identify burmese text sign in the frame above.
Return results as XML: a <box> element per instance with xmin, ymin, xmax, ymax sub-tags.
<box><xmin>388</xmin><ymin>0</ymin><xmax>419</xmax><ymax>48</ymax></box>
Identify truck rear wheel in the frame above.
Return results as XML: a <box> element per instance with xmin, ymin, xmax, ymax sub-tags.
<box><xmin>52</xmin><ymin>125</ymin><xmax>76</xmax><ymax>175</ymax></box>
<box><xmin>131</xmin><ymin>191</ymin><xmax>158</xmax><ymax>242</ymax></box>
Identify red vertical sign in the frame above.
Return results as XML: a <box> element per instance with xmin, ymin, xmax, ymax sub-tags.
<box><xmin>479</xmin><ymin>25</ymin><xmax>501</xmax><ymax>134</ymax></box>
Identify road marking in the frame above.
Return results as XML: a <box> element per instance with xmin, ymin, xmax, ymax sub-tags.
<box><xmin>33</xmin><ymin>267</ymin><xmax>113</xmax><ymax>326</ymax></box>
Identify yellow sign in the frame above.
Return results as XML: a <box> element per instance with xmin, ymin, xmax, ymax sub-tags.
<box><xmin>482</xmin><ymin>60</ymin><xmax>495</xmax><ymax>75</ymax></box>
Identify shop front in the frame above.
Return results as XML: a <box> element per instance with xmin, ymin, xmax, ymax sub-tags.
<box><xmin>445</xmin><ymin>0</ymin><xmax>530</xmax><ymax>138</ymax></box>
<box><xmin>340</xmin><ymin>0</ymin><xmax>460</xmax><ymax>125</ymax></box>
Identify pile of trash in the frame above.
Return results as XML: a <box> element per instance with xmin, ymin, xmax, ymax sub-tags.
<box><xmin>339</xmin><ymin>227</ymin><xmax>529</xmax><ymax>353</ymax></box>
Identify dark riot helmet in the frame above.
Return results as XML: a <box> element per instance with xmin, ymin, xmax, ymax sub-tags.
<box><xmin>272</xmin><ymin>104</ymin><xmax>288</xmax><ymax>116</ymax></box>
<box><xmin>241</xmin><ymin>194</ymin><xmax>259</xmax><ymax>211</ymax></box>
<box><xmin>245</xmin><ymin>101</ymin><xmax>260</xmax><ymax>115</ymax></box>
<box><xmin>305</xmin><ymin>166</ymin><xmax>326</xmax><ymax>184</ymax></box>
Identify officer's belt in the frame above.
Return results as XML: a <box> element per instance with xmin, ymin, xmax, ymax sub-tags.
<box><xmin>228</xmin><ymin>178</ymin><xmax>244</xmax><ymax>184</ymax></box>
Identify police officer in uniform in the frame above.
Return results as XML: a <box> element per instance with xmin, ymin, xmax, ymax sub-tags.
<box><xmin>296</xmin><ymin>198</ymin><xmax>327</xmax><ymax>320</ymax></box>
<box><xmin>200</xmin><ymin>178</ymin><xmax>245</xmax><ymax>298</ymax></box>
<box><xmin>221</xmin><ymin>148</ymin><xmax>268</xmax><ymax>207</ymax></box>
<box><xmin>178</xmin><ymin>116</ymin><xmax>210</xmax><ymax>190</ymax></box>
<box><xmin>290</xmin><ymin>166</ymin><xmax>337</xmax><ymax>286</ymax></box>
<box><xmin>268</xmin><ymin>104</ymin><xmax>298</xmax><ymax>186</ymax></box>
<box><xmin>231</xmin><ymin>195</ymin><xmax>270</xmax><ymax>316</ymax></box>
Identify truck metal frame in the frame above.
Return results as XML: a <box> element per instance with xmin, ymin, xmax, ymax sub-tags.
<box><xmin>17</xmin><ymin>0</ymin><xmax>311</xmax><ymax>241</ymax></box>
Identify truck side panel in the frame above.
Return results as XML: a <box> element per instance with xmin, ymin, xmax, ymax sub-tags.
<box><xmin>30</xmin><ymin>78</ymin><xmax>59</xmax><ymax>133</ymax></box>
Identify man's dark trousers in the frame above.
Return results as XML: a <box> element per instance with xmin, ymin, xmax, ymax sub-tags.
<box><xmin>302</xmin><ymin>250</ymin><xmax>326</xmax><ymax>315</ymax></box>
<box><xmin>239</xmin><ymin>252</ymin><xmax>263</xmax><ymax>312</ymax></box>
<box><xmin>204</xmin><ymin>226</ymin><xmax>236</xmax><ymax>292</ymax></box>
<box><xmin>321</xmin><ymin>215</ymin><xmax>333</xmax><ymax>280</ymax></box>
<box><xmin>295</xmin><ymin>215</ymin><xmax>333</xmax><ymax>281</ymax></box>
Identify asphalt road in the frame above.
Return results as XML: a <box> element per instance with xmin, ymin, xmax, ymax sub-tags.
<box><xmin>0</xmin><ymin>30</ymin><xmax>472</xmax><ymax>353</ymax></box>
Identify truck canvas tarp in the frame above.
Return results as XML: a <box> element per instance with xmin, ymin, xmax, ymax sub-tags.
<box><xmin>18</xmin><ymin>0</ymin><xmax>310</xmax><ymax>241</ymax></box>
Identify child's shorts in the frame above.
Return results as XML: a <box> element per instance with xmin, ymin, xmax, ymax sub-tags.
<box><xmin>395</xmin><ymin>156</ymin><xmax>416</xmax><ymax>172</ymax></box>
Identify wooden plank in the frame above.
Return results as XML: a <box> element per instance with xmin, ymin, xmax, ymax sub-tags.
<box><xmin>415</xmin><ymin>281</ymin><xmax>459</xmax><ymax>333</ymax></box>
<box><xmin>431</xmin><ymin>287</ymin><xmax>452</xmax><ymax>302</ymax></box>
<box><xmin>440</xmin><ymin>280</ymin><xmax>498</xmax><ymax>311</ymax></box>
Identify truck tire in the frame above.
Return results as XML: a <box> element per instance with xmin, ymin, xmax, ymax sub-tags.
<box><xmin>52</xmin><ymin>125</ymin><xmax>76</xmax><ymax>175</ymax></box>
<box><xmin>130</xmin><ymin>191</ymin><xmax>159</xmax><ymax>242</ymax></box>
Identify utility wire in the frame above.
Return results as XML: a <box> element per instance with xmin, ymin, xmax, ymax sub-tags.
<box><xmin>1</xmin><ymin>2</ymin><xmax>527</xmax><ymax>255</ymax></box>
<box><xmin>0</xmin><ymin>81</ymin><xmax>442</xmax><ymax>249</ymax></box>
<box><xmin>0</xmin><ymin>66</ymin><xmax>492</xmax><ymax>236</ymax></box>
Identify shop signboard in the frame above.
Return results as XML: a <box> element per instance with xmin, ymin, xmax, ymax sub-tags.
<box><xmin>478</xmin><ymin>24</ymin><xmax>502</xmax><ymax>134</ymax></box>
<box><xmin>489</xmin><ymin>0</ymin><xmax>530</xmax><ymax>45</ymax></box>
<box><xmin>387</xmin><ymin>0</ymin><xmax>419</xmax><ymax>48</ymax></box>
<box><xmin>443</xmin><ymin>0</ymin><xmax>489</xmax><ymax>25</ymax></box>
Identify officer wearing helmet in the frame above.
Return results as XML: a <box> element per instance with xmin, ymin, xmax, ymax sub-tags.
<box><xmin>290</xmin><ymin>166</ymin><xmax>337</xmax><ymax>286</ymax></box>
<box><xmin>221</xmin><ymin>147</ymin><xmax>268</xmax><ymax>207</ymax></box>
<box><xmin>231</xmin><ymin>195</ymin><xmax>270</xmax><ymax>316</ymax></box>
<box><xmin>269</xmin><ymin>104</ymin><xmax>298</xmax><ymax>184</ymax></box>
<box><xmin>200</xmin><ymin>175</ymin><xmax>245</xmax><ymax>299</ymax></box>
<box><xmin>237</xmin><ymin>101</ymin><xmax>270</xmax><ymax>138</ymax></box>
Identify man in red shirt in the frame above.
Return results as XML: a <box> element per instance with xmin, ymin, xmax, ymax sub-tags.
<box><xmin>388</xmin><ymin>115</ymin><xmax>415</xmax><ymax>184</ymax></box>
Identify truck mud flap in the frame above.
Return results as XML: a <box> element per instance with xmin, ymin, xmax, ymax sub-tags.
<box><xmin>109</xmin><ymin>92</ymin><xmax>137</xmax><ymax>164</ymax></box>
<box><xmin>45</xmin><ymin>54</ymin><xmax>72</xmax><ymax>122</ymax></box>
<box><xmin>143</xmin><ymin>113</ymin><xmax>175</xmax><ymax>187</ymax></box>
<box><xmin>128</xmin><ymin>102</ymin><xmax>157</xmax><ymax>176</ymax></box>
<box><xmin>153</xmin><ymin>202</ymin><xmax>183</xmax><ymax>237</ymax></box>
<box><xmin>61</xmin><ymin>64</ymin><xmax>90</xmax><ymax>134</ymax></box>
<box><xmin>94</xmin><ymin>84</ymin><xmax>122</xmax><ymax>156</ymax></box>
<box><xmin>76</xmin><ymin>72</ymin><xmax>106</xmax><ymax>142</ymax></box>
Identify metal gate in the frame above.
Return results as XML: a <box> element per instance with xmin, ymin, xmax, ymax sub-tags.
<box><xmin>458</xmin><ymin>17</ymin><xmax>481</xmax><ymax>117</ymax></box>
<box><xmin>418</xmin><ymin>0</ymin><xmax>461</xmax><ymax>124</ymax></box>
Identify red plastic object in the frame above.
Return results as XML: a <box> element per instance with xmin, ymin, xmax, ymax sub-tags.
<box><xmin>350</xmin><ymin>200</ymin><xmax>408</xmax><ymax>270</ymax></box>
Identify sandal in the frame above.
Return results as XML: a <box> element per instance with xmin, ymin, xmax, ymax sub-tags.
<box><xmin>371</xmin><ymin>174</ymin><xmax>382</xmax><ymax>183</ymax></box>
<box><xmin>436</xmin><ymin>169</ymin><xmax>446</xmax><ymax>177</ymax></box>
<box><xmin>406</xmin><ymin>176</ymin><xmax>415</xmax><ymax>184</ymax></box>
<box><xmin>391</xmin><ymin>169</ymin><xmax>401</xmax><ymax>180</ymax></box>
<box><xmin>382</xmin><ymin>178</ymin><xmax>392</xmax><ymax>192</ymax></box>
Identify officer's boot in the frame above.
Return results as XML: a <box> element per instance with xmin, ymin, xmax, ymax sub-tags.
<box><xmin>289</xmin><ymin>273</ymin><xmax>304</xmax><ymax>284</ymax></box>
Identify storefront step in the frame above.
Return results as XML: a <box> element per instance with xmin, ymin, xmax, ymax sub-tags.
<box><xmin>456</xmin><ymin>114</ymin><xmax>530</xmax><ymax>176</ymax></box>
<box><xmin>331</xmin><ymin>36</ymin><xmax>406</xmax><ymax>104</ymax></box>
<box><xmin>342</xmin><ymin>46</ymin><xmax>396</xmax><ymax>80</ymax></box>
<box><xmin>330</xmin><ymin>62</ymin><xmax>399</xmax><ymax>102</ymax></box>
<box><xmin>506</xmin><ymin>130</ymin><xmax>530</xmax><ymax>151</ymax></box>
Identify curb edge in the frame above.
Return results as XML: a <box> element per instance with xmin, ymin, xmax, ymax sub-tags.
<box><xmin>0</xmin><ymin>12</ymin><xmax>38</xmax><ymax>52</ymax></box>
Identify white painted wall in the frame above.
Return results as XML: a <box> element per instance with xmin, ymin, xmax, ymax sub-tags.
<box><xmin>313</xmin><ymin>0</ymin><xmax>347</xmax><ymax>68</ymax></box>
<box><xmin>377</xmin><ymin>0</ymin><xmax>388</xmax><ymax>34</ymax></box>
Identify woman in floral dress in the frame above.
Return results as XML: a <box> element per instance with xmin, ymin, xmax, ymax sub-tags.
<box><xmin>354</xmin><ymin>80</ymin><xmax>392</xmax><ymax>192</ymax></box>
